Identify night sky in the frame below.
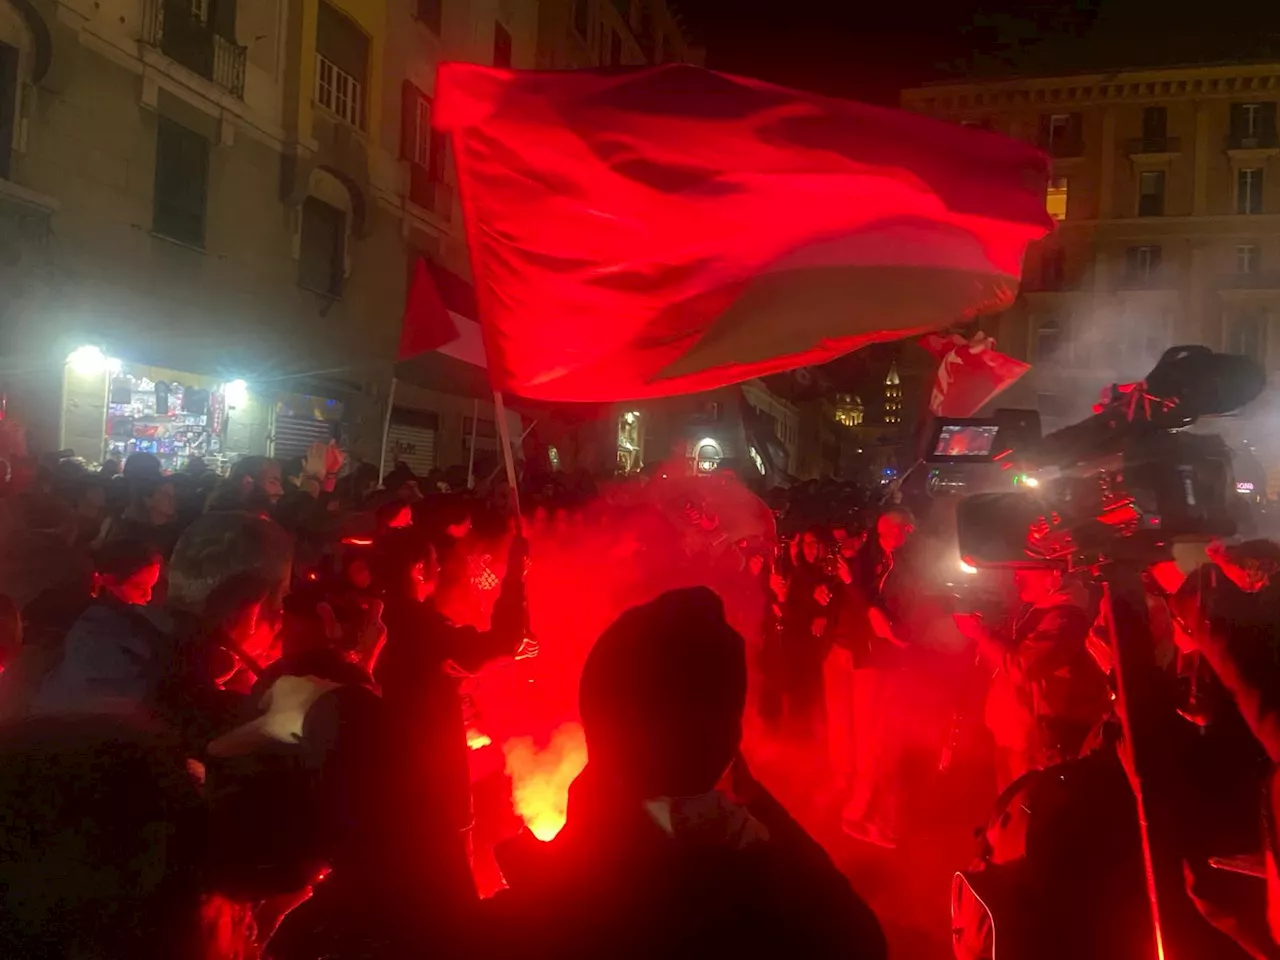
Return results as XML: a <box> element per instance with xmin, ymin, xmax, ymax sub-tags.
<box><xmin>675</xmin><ymin>1</ymin><xmax>1280</xmax><ymax>106</ymax></box>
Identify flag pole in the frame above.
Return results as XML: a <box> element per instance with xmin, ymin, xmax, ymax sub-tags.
<box><xmin>466</xmin><ymin>398</ymin><xmax>479</xmax><ymax>489</ymax></box>
<box><xmin>378</xmin><ymin>377</ymin><xmax>398</xmax><ymax>484</ymax></box>
<box><xmin>493</xmin><ymin>389</ymin><xmax>521</xmax><ymax>514</ymax></box>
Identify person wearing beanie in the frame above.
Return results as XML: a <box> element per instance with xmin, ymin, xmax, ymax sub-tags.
<box><xmin>485</xmin><ymin>586</ymin><xmax>886</xmax><ymax>959</ymax></box>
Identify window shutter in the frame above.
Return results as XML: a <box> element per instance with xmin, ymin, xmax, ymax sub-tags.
<box><xmin>429</xmin><ymin>127</ymin><xmax>446</xmax><ymax>182</ymax></box>
<box><xmin>400</xmin><ymin>79</ymin><xmax>418</xmax><ymax>160</ymax></box>
<box><xmin>1230</xmin><ymin>103</ymin><xmax>1246</xmax><ymax>139</ymax></box>
<box><xmin>210</xmin><ymin>0</ymin><xmax>237</xmax><ymax>41</ymax></box>
<box><xmin>1066</xmin><ymin>112</ymin><xmax>1083</xmax><ymax>145</ymax></box>
<box><xmin>1263</xmin><ymin>102</ymin><xmax>1278</xmax><ymax>139</ymax></box>
<box><xmin>153</xmin><ymin>118</ymin><xmax>209</xmax><ymax>247</ymax></box>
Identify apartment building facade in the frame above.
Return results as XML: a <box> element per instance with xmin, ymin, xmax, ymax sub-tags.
<box><xmin>535</xmin><ymin>0</ymin><xmax>702</xmax><ymax>71</ymax></box>
<box><xmin>902</xmin><ymin>63</ymin><xmax>1280</xmax><ymax>468</ymax></box>
<box><xmin>0</xmin><ymin>0</ymin><xmax>529</xmax><ymax>473</ymax></box>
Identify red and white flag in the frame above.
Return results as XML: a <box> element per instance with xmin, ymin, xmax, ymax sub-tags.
<box><xmin>921</xmin><ymin>331</ymin><xmax>1029</xmax><ymax>418</ymax></box>
<box><xmin>430</xmin><ymin>63</ymin><xmax>1052</xmax><ymax>402</ymax></box>
<box><xmin>399</xmin><ymin>257</ymin><xmax>487</xmax><ymax>368</ymax></box>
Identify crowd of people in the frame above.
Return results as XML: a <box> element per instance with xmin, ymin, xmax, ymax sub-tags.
<box><xmin>2</xmin><ymin>438</ymin><xmax>1280</xmax><ymax>957</ymax></box>
<box><xmin>0</xmin><ymin>445</ymin><xmax>890</xmax><ymax>959</ymax></box>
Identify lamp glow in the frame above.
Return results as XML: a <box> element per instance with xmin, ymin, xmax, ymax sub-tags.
<box><xmin>66</xmin><ymin>345</ymin><xmax>114</xmax><ymax>377</ymax></box>
<box><xmin>224</xmin><ymin>379</ymin><xmax>249</xmax><ymax>408</ymax></box>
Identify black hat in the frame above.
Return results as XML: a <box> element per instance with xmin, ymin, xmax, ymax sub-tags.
<box><xmin>580</xmin><ymin>587</ymin><xmax>746</xmax><ymax>798</ymax></box>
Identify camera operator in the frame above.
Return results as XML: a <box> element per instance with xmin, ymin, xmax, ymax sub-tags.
<box><xmin>955</xmin><ymin>564</ymin><xmax>1108</xmax><ymax>791</ymax></box>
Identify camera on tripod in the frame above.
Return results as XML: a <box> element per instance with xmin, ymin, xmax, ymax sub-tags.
<box><xmin>928</xmin><ymin>346</ymin><xmax>1267</xmax><ymax>570</ymax></box>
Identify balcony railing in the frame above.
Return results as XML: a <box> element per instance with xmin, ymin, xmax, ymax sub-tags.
<box><xmin>1219</xmin><ymin>271</ymin><xmax>1280</xmax><ymax>291</ymax></box>
<box><xmin>1118</xmin><ymin>269</ymin><xmax>1171</xmax><ymax>290</ymax></box>
<box><xmin>141</xmin><ymin>0</ymin><xmax>246</xmax><ymax>100</ymax></box>
<box><xmin>1226</xmin><ymin>131</ymin><xmax>1280</xmax><ymax>151</ymax></box>
<box><xmin>1126</xmin><ymin>136</ymin><xmax>1181</xmax><ymax>155</ymax></box>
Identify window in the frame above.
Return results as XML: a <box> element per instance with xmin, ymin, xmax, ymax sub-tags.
<box><xmin>1228</xmin><ymin>308</ymin><xmax>1268</xmax><ymax>358</ymax></box>
<box><xmin>1231</xmin><ymin>102</ymin><xmax>1278</xmax><ymax>147</ymax></box>
<box><xmin>411</xmin><ymin>92</ymin><xmax>432</xmax><ymax>167</ymax></box>
<box><xmin>610</xmin><ymin>27</ymin><xmax>622</xmax><ymax>65</ymax></box>
<box><xmin>1141</xmin><ymin>106</ymin><xmax>1167</xmax><ymax>142</ymax></box>
<box><xmin>1035</xmin><ymin>318</ymin><xmax>1062</xmax><ymax>361</ymax></box>
<box><xmin>415</xmin><ymin>0</ymin><xmax>442</xmax><ymax>35</ymax></box>
<box><xmin>0</xmin><ymin>42</ymin><xmax>17</xmax><ymax>181</ymax></box>
<box><xmin>1045</xmin><ymin>176</ymin><xmax>1068</xmax><ymax>220</ymax></box>
<box><xmin>401</xmin><ymin>80</ymin><xmax>443</xmax><ymax>173</ymax></box>
<box><xmin>1138</xmin><ymin>169</ymin><xmax>1165</xmax><ymax>217</ymax></box>
<box><xmin>1039</xmin><ymin>111</ymin><xmax>1083</xmax><ymax>157</ymax></box>
<box><xmin>152</xmin><ymin>117</ymin><xmax>210</xmax><ymax>248</ymax></box>
<box><xmin>493</xmin><ymin>22</ymin><xmax>512</xmax><ymax>67</ymax></box>
<box><xmin>1238</xmin><ymin>168</ymin><xmax>1264</xmax><ymax>215</ymax></box>
<box><xmin>1126</xmin><ymin>244</ymin><xmax>1162</xmax><ymax>282</ymax></box>
<box><xmin>1243</xmin><ymin>103</ymin><xmax>1262</xmax><ymax>137</ymax></box>
<box><xmin>400</xmin><ymin>81</ymin><xmax>449</xmax><ymax>212</ymax></box>
<box><xmin>1048</xmin><ymin>113</ymin><xmax>1070</xmax><ymax>143</ymax></box>
<box><xmin>298</xmin><ymin>196</ymin><xmax>345</xmax><ymax>297</ymax></box>
<box><xmin>316</xmin><ymin>55</ymin><xmax>362</xmax><ymax>127</ymax></box>
<box><xmin>189</xmin><ymin>0</ymin><xmax>209</xmax><ymax>23</ymax></box>
<box><xmin>315</xmin><ymin>2</ymin><xmax>367</xmax><ymax>128</ymax></box>
<box><xmin>1238</xmin><ymin>243</ymin><xmax>1260</xmax><ymax>275</ymax></box>
<box><xmin>571</xmin><ymin>0</ymin><xmax>589</xmax><ymax>39</ymax></box>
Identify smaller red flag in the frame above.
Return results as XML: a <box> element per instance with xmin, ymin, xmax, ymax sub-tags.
<box><xmin>921</xmin><ymin>332</ymin><xmax>1029</xmax><ymax>418</ymax></box>
<box><xmin>398</xmin><ymin>258</ymin><xmax>461</xmax><ymax>362</ymax></box>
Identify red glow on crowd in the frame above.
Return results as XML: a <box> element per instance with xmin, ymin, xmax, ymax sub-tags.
<box><xmin>463</xmin><ymin>470</ymin><xmax>776</xmax><ymax>845</ymax></box>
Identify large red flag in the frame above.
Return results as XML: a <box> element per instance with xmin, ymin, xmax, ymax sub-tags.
<box><xmin>433</xmin><ymin>63</ymin><xmax>1052</xmax><ymax>402</ymax></box>
<box><xmin>921</xmin><ymin>331</ymin><xmax>1030</xmax><ymax>417</ymax></box>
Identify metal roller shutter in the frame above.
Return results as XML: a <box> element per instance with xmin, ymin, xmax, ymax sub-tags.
<box><xmin>273</xmin><ymin>416</ymin><xmax>337</xmax><ymax>460</ymax></box>
<box><xmin>383</xmin><ymin>421</ymin><xmax>436</xmax><ymax>477</ymax></box>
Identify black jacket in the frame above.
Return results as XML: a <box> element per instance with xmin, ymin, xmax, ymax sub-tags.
<box><xmin>375</xmin><ymin>557</ymin><xmax>525</xmax><ymax>833</ymax></box>
<box><xmin>483</xmin><ymin>766</ymin><xmax>886</xmax><ymax>959</ymax></box>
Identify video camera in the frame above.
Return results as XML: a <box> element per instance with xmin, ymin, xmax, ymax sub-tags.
<box><xmin>930</xmin><ymin>346</ymin><xmax>1266</xmax><ymax>569</ymax></box>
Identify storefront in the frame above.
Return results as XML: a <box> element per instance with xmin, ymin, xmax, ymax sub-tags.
<box><xmin>98</xmin><ymin>362</ymin><xmax>267</xmax><ymax>473</ymax></box>
<box><xmin>272</xmin><ymin>392</ymin><xmax>344</xmax><ymax>461</ymax></box>
<box><xmin>59</xmin><ymin>345</ymin><xmax>343</xmax><ymax>475</ymax></box>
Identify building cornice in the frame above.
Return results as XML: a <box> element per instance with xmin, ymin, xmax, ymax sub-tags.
<box><xmin>903</xmin><ymin>63</ymin><xmax>1280</xmax><ymax>113</ymax></box>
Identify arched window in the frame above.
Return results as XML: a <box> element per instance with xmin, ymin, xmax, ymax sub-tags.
<box><xmin>297</xmin><ymin>167</ymin><xmax>355</xmax><ymax>297</ymax></box>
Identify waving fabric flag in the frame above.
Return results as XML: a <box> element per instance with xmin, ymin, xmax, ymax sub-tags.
<box><xmin>921</xmin><ymin>331</ymin><xmax>1030</xmax><ymax>418</ymax></box>
<box><xmin>399</xmin><ymin>257</ymin><xmax>488</xmax><ymax>368</ymax></box>
<box><xmin>430</xmin><ymin>63</ymin><xmax>1052</xmax><ymax>402</ymax></box>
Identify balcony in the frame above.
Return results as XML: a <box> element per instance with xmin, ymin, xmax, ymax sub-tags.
<box><xmin>1218</xmin><ymin>272</ymin><xmax>1280</xmax><ymax>291</ymax></box>
<box><xmin>1126</xmin><ymin>136</ymin><xmax>1181</xmax><ymax>157</ymax></box>
<box><xmin>1038</xmin><ymin>137</ymin><xmax>1084</xmax><ymax>160</ymax></box>
<box><xmin>408</xmin><ymin>163</ymin><xmax>453</xmax><ymax>222</ymax></box>
<box><xmin>1226</xmin><ymin>132</ymin><xmax>1280</xmax><ymax>153</ymax></box>
<box><xmin>141</xmin><ymin>0</ymin><xmax>246</xmax><ymax>100</ymax></box>
<box><xmin>1118</xmin><ymin>269</ymin><xmax>1172</xmax><ymax>291</ymax></box>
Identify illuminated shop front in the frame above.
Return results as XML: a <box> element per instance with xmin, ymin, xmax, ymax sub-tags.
<box><xmin>60</xmin><ymin>346</ymin><xmax>276</xmax><ymax>473</ymax></box>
